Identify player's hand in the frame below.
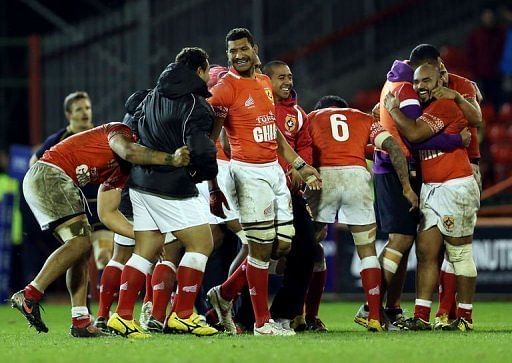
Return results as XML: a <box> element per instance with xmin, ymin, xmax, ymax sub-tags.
<box><xmin>432</xmin><ymin>86</ymin><xmax>459</xmax><ymax>101</ymax></box>
<box><xmin>372</xmin><ymin>102</ymin><xmax>381</xmax><ymax>122</ymax></box>
<box><xmin>460</xmin><ymin>127</ymin><xmax>471</xmax><ymax>147</ymax></box>
<box><xmin>383</xmin><ymin>92</ymin><xmax>400</xmax><ymax>113</ymax></box>
<box><xmin>298</xmin><ymin>165</ymin><xmax>322</xmax><ymax>191</ymax></box>
<box><xmin>210</xmin><ymin>189</ymin><xmax>229</xmax><ymax>219</ymax></box>
<box><xmin>170</xmin><ymin>146</ymin><xmax>190</xmax><ymax>167</ymax></box>
<box><xmin>403</xmin><ymin>185</ymin><xmax>418</xmax><ymax>212</ymax></box>
<box><xmin>286</xmin><ymin>168</ymin><xmax>304</xmax><ymax>192</ymax></box>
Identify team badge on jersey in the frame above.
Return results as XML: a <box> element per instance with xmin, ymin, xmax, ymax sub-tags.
<box><xmin>285</xmin><ymin>114</ymin><xmax>298</xmax><ymax>133</ymax></box>
<box><xmin>442</xmin><ymin>215</ymin><xmax>455</xmax><ymax>232</ymax></box>
<box><xmin>264</xmin><ymin>88</ymin><xmax>274</xmax><ymax>104</ymax></box>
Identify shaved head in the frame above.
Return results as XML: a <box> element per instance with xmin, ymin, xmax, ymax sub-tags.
<box><xmin>413</xmin><ymin>63</ymin><xmax>442</xmax><ymax>103</ymax></box>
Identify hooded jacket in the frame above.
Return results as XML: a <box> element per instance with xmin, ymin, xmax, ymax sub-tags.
<box><xmin>129</xmin><ymin>62</ymin><xmax>217</xmax><ymax>198</ymax></box>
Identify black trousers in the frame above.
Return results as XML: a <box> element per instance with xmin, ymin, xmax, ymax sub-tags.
<box><xmin>270</xmin><ymin>193</ymin><xmax>317</xmax><ymax>320</ymax></box>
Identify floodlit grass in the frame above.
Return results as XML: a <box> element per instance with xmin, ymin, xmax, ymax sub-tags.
<box><xmin>1</xmin><ymin>301</ymin><xmax>511</xmax><ymax>363</ymax></box>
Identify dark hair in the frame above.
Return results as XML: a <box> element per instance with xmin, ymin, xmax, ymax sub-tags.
<box><xmin>409</xmin><ymin>44</ymin><xmax>440</xmax><ymax>68</ymax></box>
<box><xmin>262</xmin><ymin>60</ymin><xmax>288</xmax><ymax>77</ymax></box>
<box><xmin>314</xmin><ymin>95</ymin><xmax>348</xmax><ymax>110</ymax></box>
<box><xmin>225</xmin><ymin>28</ymin><xmax>254</xmax><ymax>48</ymax></box>
<box><xmin>63</xmin><ymin>91</ymin><xmax>89</xmax><ymax>113</ymax></box>
<box><xmin>125</xmin><ymin>89</ymin><xmax>151</xmax><ymax>116</ymax></box>
<box><xmin>175</xmin><ymin>47</ymin><xmax>209</xmax><ymax>72</ymax></box>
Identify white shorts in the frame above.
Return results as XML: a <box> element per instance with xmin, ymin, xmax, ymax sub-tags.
<box><xmin>229</xmin><ymin>160</ymin><xmax>293</xmax><ymax>223</ymax></box>
<box><xmin>305</xmin><ymin>166</ymin><xmax>375</xmax><ymax>225</ymax></box>
<box><xmin>419</xmin><ymin>176</ymin><xmax>480</xmax><ymax>237</ymax></box>
<box><xmin>129</xmin><ymin>188</ymin><xmax>209</xmax><ymax>233</ymax></box>
<box><xmin>197</xmin><ymin>181</ymin><xmax>223</xmax><ymax>225</ymax></box>
<box><xmin>113</xmin><ymin>219</ymin><xmax>176</xmax><ymax>246</ymax></box>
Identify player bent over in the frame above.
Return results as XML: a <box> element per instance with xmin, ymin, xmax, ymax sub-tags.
<box><xmin>11</xmin><ymin>122</ymin><xmax>189</xmax><ymax>337</ymax></box>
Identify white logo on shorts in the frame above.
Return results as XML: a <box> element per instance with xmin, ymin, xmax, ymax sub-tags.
<box><xmin>120</xmin><ymin>282</ymin><xmax>128</xmax><ymax>291</ymax></box>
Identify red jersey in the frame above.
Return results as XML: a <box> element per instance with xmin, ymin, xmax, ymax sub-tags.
<box><xmin>41</xmin><ymin>122</ymin><xmax>133</xmax><ymax>190</ymax></box>
<box><xmin>308</xmin><ymin>108</ymin><xmax>385</xmax><ymax>168</ymax></box>
<box><xmin>208</xmin><ymin>70</ymin><xmax>277</xmax><ymax>164</ymax></box>
<box><xmin>275</xmin><ymin>94</ymin><xmax>312</xmax><ymax>172</ymax></box>
<box><xmin>379</xmin><ymin>80</ymin><xmax>420</xmax><ymax>158</ymax></box>
<box><xmin>418</xmin><ymin>99</ymin><xmax>472</xmax><ymax>183</ymax></box>
<box><xmin>448</xmin><ymin>72</ymin><xmax>480</xmax><ymax>160</ymax></box>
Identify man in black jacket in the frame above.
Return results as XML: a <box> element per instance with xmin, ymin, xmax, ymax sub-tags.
<box><xmin>107</xmin><ymin>47</ymin><xmax>219</xmax><ymax>338</ymax></box>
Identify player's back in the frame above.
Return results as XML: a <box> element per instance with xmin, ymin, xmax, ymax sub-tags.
<box><xmin>379</xmin><ymin>80</ymin><xmax>414</xmax><ymax>158</ymax></box>
<box><xmin>308</xmin><ymin>107</ymin><xmax>372</xmax><ymax>168</ymax></box>
<box><xmin>41</xmin><ymin>122</ymin><xmax>131</xmax><ymax>186</ymax></box>
<box><xmin>448</xmin><ymin>72</ymin><xmax>480</xmax><ymax>161</ymax></box>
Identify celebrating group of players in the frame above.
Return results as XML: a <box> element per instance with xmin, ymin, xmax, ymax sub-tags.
<box><xmin>11</xmin><ymin>27</ymin><xmax>482</xmax><ymax>338</ymax></box>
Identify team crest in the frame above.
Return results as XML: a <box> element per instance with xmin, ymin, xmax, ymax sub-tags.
<box><xmin>264</xmin><ymin>88</ymin><xmax>274</xmax><ymax>104</ymax></box>
<box><xmin>285</xmin><ymin>114</ymin><xmax>298</xmax><ymax>133</ymax></box>
<box><xmin>442</xmin><ymin>215</ymin><xmax>455</xmax><ymax>232</ymax></box>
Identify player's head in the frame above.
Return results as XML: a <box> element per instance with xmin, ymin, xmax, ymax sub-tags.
<box><xmin>175</xmin><ymin>47</ymin><xmax>210</xmax><ymax>84</ymax></box>
<box><xmin>263</xmin><ymin>60</ymin><xmax>292</xmax><ymax>102</ymax></box>
<box><xmin>413</xmin><ymin>63</ymin><xmax>442</xmax><ymax>103</ymax></box>
<box><xmin>207</xmin><ymin>65</ymin><xmax>228</xmax><ymax>90</ymax></box>
<box><xmin>226</xmin><ymin>28</ymin><xmax>258</xmax><ymax>77</ymax></box>
<box><xmin>314</xmin><ymin>95</ymin><xmax>348</xmax><ymax>110</ymax></box>
<box><xmin>254</xmin><ymin>54</ymin><xmax>263</xmax><ymax>74</ymax></box>
<box><xmin>63</xmin><ymin>91</ymin><xmax>93</xmax><ymax>132</ymax></box>
<box><xmin>409</xmin><ymin>44</ymin><xmax>441</xmax><ymax>69</ymax></box>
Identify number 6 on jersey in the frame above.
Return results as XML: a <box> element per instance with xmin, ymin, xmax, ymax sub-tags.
<box><xmin>330</xmin><ymin>114</ymin><xmax>350</xmax><ymax>141</ymax></box>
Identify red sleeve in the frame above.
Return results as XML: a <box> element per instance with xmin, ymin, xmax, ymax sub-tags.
<box><xmin>395</xmin><ymin>83</ymin><xmax>421</xmax><ymax>109</ymax></box>
<box><xmin>369</xmin><ymin>121</ymin><xmax>387</xmax><ymax>145</ymax></box>
<box><xmin>451</xmin><ymin>74</ymin><xmax>476</xmax><ymax>100</ymax></box>
<box><xmin>106</xmin><ymin>123</ymin><xmax>133</xmax><ymax>142</ymax></box>
<box><xmin>295</xmin><ymin>106</ymin><xmax>313</xmax><ymax>165</ymax></box>
<box><xmin>101</xmin><ymin>168</ymin><xmax>129</xmax><ymax>191</ymax></box>
<box><xmin>208</xmin><ymin>78</ymin><xmax>235</xmax><ymax>119</ymax></box>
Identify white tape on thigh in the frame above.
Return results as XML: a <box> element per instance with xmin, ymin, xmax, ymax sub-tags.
<box><xmin>352</xmin><ymin>227</ymin><xmax>376</xmax><ymax>246</ymax></box>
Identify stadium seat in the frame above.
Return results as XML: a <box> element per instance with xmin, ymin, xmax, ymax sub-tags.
<box><xmin>486</xmin><ymin>124</ymin><xmax>508</xmax><ymax>144</ymax></box>
<box><xmin>498</xmin><ymin>103</ymin><xmax>512</xmax><ymax>124</ymax></box>
<box><xmin>481</xmin><ymin>102</ymin><xmax>496</xmax><ymax>124</ymax></box>
<box><xmin>352</xmin><ymin>89</ymin><xmax>381</xmax><ymax>113</ymax></box>
<box><xmin>440</xmin><ymin>46</ymin><xmax>470</xmax><ymax>75</ymax></box>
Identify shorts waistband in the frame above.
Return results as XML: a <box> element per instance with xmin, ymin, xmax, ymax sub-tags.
<box><xmin>230</xmin><ymin>159</ymin><xmax>278</xmax><ymax>168</ymax></box>
<box><xmin>217</xmin><ymin>159</ymin><xmax>230</xmax><ymax>166</ymax></box>
<box><xmin>37</xmin><ymin>161</ymin><xmax>72</xmax><ymax>180</ymax></box>
<box><xmin>424</xmin><ymin>175</ymin><xmax>475</xmax><ymax>187</ymax></box>
<box><xmin>319</xmin><ymin>165</ymin><xmax>368</xmax><ymax>171</ymax></box>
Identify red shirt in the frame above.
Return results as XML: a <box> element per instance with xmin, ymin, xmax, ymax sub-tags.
<box><xmin>308</xmin><ymin>107</ymin><xmax>385</xmax><ymax>168</ymax></box>
<box><xmin>41</xmin><ymin>123</ymin><xmax>133</xmax><ymax>190</ymax></box>
<box><xmin>208</xmin><ymin>70</ymin><xmax>277</xmax><ymax>164</ymax></box>
<box><xmin>448</xmin><ymin>72</ymin><xmax>480</xmax><ymax>160</ymax></box>
<box><xmin>418</xmin><ymin>99</ymin><xmax>472</xmax><ymax>183</ymax></box>
<box><xmin>275</xmin><ymin>95</ymin><xmax>312</xmax><ymax>172</ymax></box>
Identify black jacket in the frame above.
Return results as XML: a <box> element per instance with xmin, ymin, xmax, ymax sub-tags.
<box><xmin>129</xmin><ymin>62</ymin><xmax>217</xmax><ymax>198</ymax></box>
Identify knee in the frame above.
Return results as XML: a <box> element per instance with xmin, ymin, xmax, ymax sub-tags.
<box><xmin>445</xmin><ymin>242</ymin><xmax>477</xmax><ymax>277</ymax></box>
<box><xmin>273</xmin><ymin>241</ymin><xmax>291</xmax><ymax>258</ymax></box>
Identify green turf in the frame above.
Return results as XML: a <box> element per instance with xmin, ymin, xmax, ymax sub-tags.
<box><xmin>1</xmin><ymin>301</ymin><xmax>511</xmax><ymax>363</ymax></box>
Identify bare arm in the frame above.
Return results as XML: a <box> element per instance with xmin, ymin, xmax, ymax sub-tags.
<box><xmin>277</xmin><ymin>129</ymin><xmax>322</xmax><ymax>190</ymax></box>
<box><xmin>97</xmin><ymin>186</ymin><xmax>134</xmax><ymax>239</ymax></box>
<box><xmin>383</xmin><ymin>92</ymin><xmax>434</xmax><ymax>143</ymax></box>
<box><xmin>432</xmin><ymin>87</ymin><xmax>482</xmax><ymax>127</ymax></box>
<box><xmin>379</xmin><ymin>134</ymin><xmax>418</xmax><ymax>211</ymax></box>
<box><xmin>109</xmin><ymin>134</ymin><xmax>190</xmax><ymax>167</ymax></box>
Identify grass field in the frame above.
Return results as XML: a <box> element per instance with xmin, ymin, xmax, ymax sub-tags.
<box><xmin>1</xmin><ymin>301</ymin><xmax>511</xmax><ymax>363</ymax></box>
